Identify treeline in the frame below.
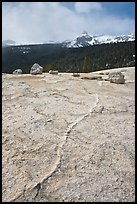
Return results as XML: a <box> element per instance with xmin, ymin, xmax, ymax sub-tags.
<box><xmin>2</xmin><ymin>41</ymin><xmax>135</xmax><ymax>74</ymax></box>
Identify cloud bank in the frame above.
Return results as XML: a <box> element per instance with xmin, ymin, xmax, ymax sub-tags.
<box><xmin>2</xmin><ymin>2</ymin><xmax>135</xmax><ymax>44</ymax></box>
<box><xmin>75</xmin><ymin>2</ymin><xmax>103</xmax><ymax>13</ymax></box>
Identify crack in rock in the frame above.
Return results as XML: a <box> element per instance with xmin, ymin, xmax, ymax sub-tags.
<box><xmin>27</xmin><ymin>142</ymin><xmax>64</xmax><ymax>201</ymax></box>
<box><xmin>17</xmin><ymin>94</ymin><xmax>100</xmax><ymax>201</ymax></box>
<box><xmin>65</xmin><ymin>94</ymin><xmax>99</xmax><ymax>141</ymax></box>
<box><xmin>33</xmin><ymin>183</ymin><xmax>42</xmax><ymax>202</ymax></box>
<box><xmin>12</xmin><ymin>144</ymin><xmax>63</xmax><ymax>202</ymax></box>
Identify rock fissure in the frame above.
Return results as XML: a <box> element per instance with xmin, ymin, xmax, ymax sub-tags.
<box><xmin>27</xmin><ymin>94</ymin><xmax>100</xmax><ymax>200</ymax></box>
<box><xmin>11</xmin><ymin>145</ymin><xmax>63</xmax><ymax>202</ymax></box>
<box><xmin>65</xmin><ymin>94</ymin><xmax>99</xmax><ymax>141</ymax></box>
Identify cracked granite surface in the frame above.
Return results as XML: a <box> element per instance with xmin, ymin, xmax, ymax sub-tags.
<box><xmin>2</xmin><ymin>67</ymin><xmax>135</xmax><ymax>202</ymax></box>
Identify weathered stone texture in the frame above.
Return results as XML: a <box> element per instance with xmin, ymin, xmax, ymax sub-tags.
<box><xmin>2</xmin><ymin>67</ymin><xmax>135</xmax><ymax>202</ymax></box>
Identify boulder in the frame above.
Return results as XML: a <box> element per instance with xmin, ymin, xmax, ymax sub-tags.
<box><xmin>30</xmin><ymin>63</ymin><xmax>43</xmax><ymax>75</ymax></box>
<box><xmin>107</xmin><ymin>72</ymin><xmax>125</xmax><ymax>84</ymax></box>
<box><xmin>12</xmin><ymin>69</ymin><xmax>22</xmax><ymax>74</ymax></box>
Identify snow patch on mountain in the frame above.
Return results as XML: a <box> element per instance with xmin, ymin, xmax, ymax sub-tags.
<box><xmin>2</xmin><ymin>32</ymin><xmax>135</xmax><ymax>48</ymax></box>
<box><xmin>63</xmin><ymin>31</ymin><xmax>135</xmax><ymax>48</ymax></box>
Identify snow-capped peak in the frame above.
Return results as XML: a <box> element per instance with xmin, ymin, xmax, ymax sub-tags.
<box><xmin>82</xmin><ymin>30</ymin><xmax>88</xmax><ymax>35</ymax></box>
<box><xmin>81</xmin><ymin>30</ymin><xmax>89</xmax><ymax>36</ymax></box>
<box><xmin>3</xmin><ymin>32</ymin><xmax>135</xmax><ymax>48</ymax></box>
<box><xmin>63</xmin><ymin>32</ymin><xmax>135</xmax><ymax>48</ymax></box>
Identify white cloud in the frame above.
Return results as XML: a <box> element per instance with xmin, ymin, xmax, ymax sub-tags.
<box><xmin>2</xmin><ymin>2</ymin><xmax>84</xmax><ymax>43</ymax></box>
<box><xmin>2</xmin><ymin>2</ymin><xmax>135</xmax><ymax>44</ymax></box>
<box><xmin>74</xmin><ymin>2</ymin><xmax>103</xmax><ymax>13</ymax></box>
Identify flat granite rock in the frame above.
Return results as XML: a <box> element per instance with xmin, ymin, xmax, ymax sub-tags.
<box><xmin>2</xmin><ymin>67</ymin><xmax>135</xmax><ymax>202</ymax></box>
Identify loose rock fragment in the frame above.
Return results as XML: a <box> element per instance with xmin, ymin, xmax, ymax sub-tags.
<box><xmin>49</xmin><ymin>70</ymin><xmax>58</xmax><ymax>75</ymax></box>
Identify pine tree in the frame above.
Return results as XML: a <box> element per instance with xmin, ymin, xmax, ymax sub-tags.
<box><xmin>82</xmin><ymin>56</ymin><xmax>90</xmax><ymax>73</ymax></box>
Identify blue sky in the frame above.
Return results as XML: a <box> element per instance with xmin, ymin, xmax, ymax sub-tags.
<box><xmin>2</xmin><ymin>2</ymin><xmax>135</xmax><ymax>44</ymax></box>
<box><xmin>61</xmin><ymin>2</ymin><xmax>135</xmax><ymax>18</ymax></box>
<box><xmin>99</xmin><ymin>2</ymin><xmax>135</xmax><ymax>18</ymax></box>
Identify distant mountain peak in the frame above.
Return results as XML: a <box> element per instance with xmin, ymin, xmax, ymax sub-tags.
<box><xmin>82</xmin><ymin>30</ymin><xmax>88</xmax><ymax>35</ymax></box>
<box><xmin>64</xmin><ymin>32</ymin><xmax>135</xmax><ymax>48</ymax></box>
<box><xmin>2</xmin><ymin>32</ymin><xmax>135</xmax><ymax>48</ymax></box>
<box><xmin>2</xmin><ymin>40</ymin><xmax>16</xmax><ymax>47</ymax></box>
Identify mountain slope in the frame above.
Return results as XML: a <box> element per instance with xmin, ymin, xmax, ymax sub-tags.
<box><xmin>62</xmin><ymin>31</ymin><xmax>135</xmax><ymax>48</ymax></box>
<box><xmin>2</xmin><ymin>31</ymin><xmax>135</xmax><ymax>48</ymax></box>
<box><xmin>2</xmin><ymin>40</ymin><xmax>135</xmax><ymax>74</ymax></box>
